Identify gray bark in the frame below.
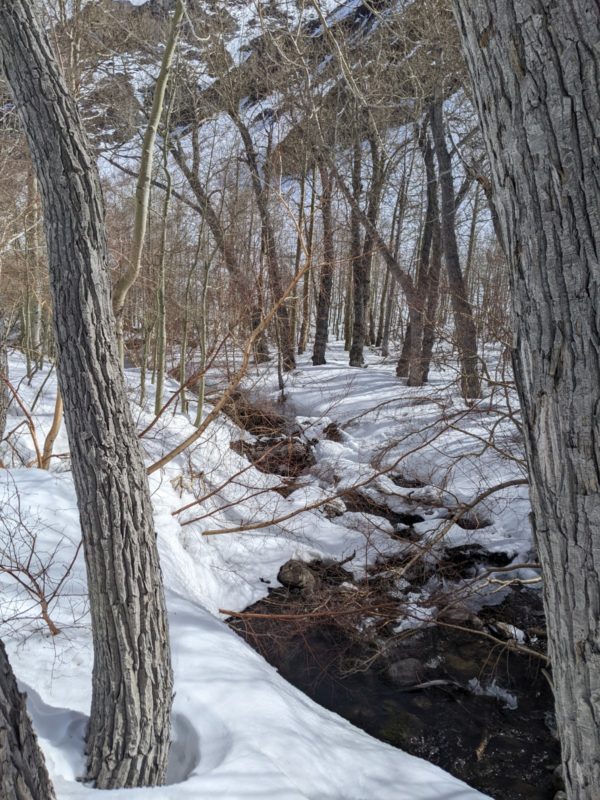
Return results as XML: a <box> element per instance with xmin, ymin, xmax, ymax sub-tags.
<box><xmin>312</xmin><ymin>166</ymin><xmax>335</xmax><ymax>365</ymax></box>
<box><xmin>453</xmin><ymin>2</ymin><xmax>600</xmax><ymax>797</ymax></box>
<box><xmin>420</xmin><ymin>209</ymin><xmax>442</xmax><ymax>384</ymax></box>
<box><xmin>430</xmin><ymin>98</ymin><xmax>481</xmax><ymax>400</ymax></box>
<box><xmin>0</xmin><ymin>318</ymin><xmax>7</xmax><ymax>442</ymax></box>
<box><xmin>350</xmin><ymin>136</ymin><xmax>383</xmax><ymax>367</ymax></box>
<box><xmin>375</xmin><ymin>269</ymin><xmax>390</xmax><ymax>348</ymax></box>
<box><xmin>231</xmin><ymin>113</ymin><xmax>296</xmax><ymax>371</ymax></box>
<box><xmin>0</xmin><ymin>638</ymin><xmax>56</xmax><ymax>800</ymax></box>
<box><xmin>0</xmin><ymin>1</ymin><xmax>173</xmax><ymax>789</ymax></box>
<box><xmin>348</xmin><ymin>140</ymin><xmax>364</xmax><ymax>365</ymax></box>
<box><xmin>397</xmin><ymin>129</ymin><xmax>438</xmax><ymax>386</ymax></box>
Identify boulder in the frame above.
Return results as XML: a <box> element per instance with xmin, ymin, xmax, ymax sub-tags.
<box><xmin>277</xmin><ymin>560</ymin><xmax>318</xmax><ymax>594</ymax></box>
<box><xmin>385</xmin><ymin>657</ymin><xmax>423</xmax><ymax>687</ymax></box>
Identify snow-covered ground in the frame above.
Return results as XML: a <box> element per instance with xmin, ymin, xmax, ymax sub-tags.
<box><xmin>0</xmin><ymin>342</ymin><xmax>534</xmax><ymax>799</ymax></box>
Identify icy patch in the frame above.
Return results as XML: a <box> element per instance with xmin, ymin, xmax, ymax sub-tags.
<box><xmin>468</xmin><ymin>678</ymin><xmax>518</xmax><ymax>711</ymax></box>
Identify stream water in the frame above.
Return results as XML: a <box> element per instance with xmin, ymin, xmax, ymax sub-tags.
<box><xmin>225</xmin><ymin>396</ymin><xmax>560</xmax><ymax>800</ymax></box>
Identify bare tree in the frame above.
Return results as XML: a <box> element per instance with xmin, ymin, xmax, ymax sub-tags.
<box><xmin>0</xmin><ymin>638</ymin><xmax>56</xmax><ymax>800</ymax></box>
<box><xmin>430</xmin><ymin>97</ymin><xmax>480</xmax><ymax>399</ymax></box>
<box><xmin>0</xmin><ymin>317</ymin><xmax>7</xmax><ymax>443</ymax></box>
<box><xmin>312</xmin><ymin>164</ymin><xmax>335</xmax><ymax>365</ymax></box>
<box><xmin>0</xmin><ymin>0</ymin><xmax>173</xmax><ymax>789</ymax></box>
<box><xmin>453</xmin><ymin>2</ymin><xmax>600</xmax><ymax>797</ymax></box>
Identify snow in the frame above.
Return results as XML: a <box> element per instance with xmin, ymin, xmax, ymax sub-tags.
<box><xmin>0</xmin><ymin>341</ymin><xmax>534</xmax><ymax>799</ymax></box>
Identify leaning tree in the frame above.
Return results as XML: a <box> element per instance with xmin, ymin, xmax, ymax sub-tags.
<box><xmin>0</xmin><ymin>638</ymin><xmax>56</xmax><ymax>800</ymax></box>
<box><xmin>0</xmin><ymin>0</ymin><xmax>173</xmax><ymax>789</ymax></box>
<box><xmin>453</xmin><ymin>1</ymin><xmax>600</xmax><ymax>797</ymax></box>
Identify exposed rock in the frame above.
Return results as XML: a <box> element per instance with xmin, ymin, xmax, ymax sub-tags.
<box><xmin>391</xmin><ymin>473</ymin><xmax>427</xmax><ymax>489</ymax></box>
<box><xmin>277</xmin><ymin>560</ymin><xmax>318</xmax><ymax>594</ymax></box>
<box><xmin>385</xmin><ymin>657</ymin><xmax>423</xmax><ymax>687</ymax></box>
<box><xmin>449</xmin><ymin>509</ymin><xmax>492</xmax><ymax>530</ymax></box>
<box><xmin>323</xmin><ymin>421</ymin><xmax>344</xmax><ymax>442</ymax></box>
<box><xmin>321</xmin><ymin>497</ymin><xmax>346</xmax><ymax>518</ymax></box>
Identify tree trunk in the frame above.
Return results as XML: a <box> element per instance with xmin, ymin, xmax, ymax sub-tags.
<box><xmin>0</xmin><ymin>1</ymin><xmax>173</xmax><ymax>789</ymax></box>
<box><xmin>231</xmin><ymin>114</ymin><xmax>296</xmax><ymax>371</ymax></box>
<box><xmin>430</xmin><ymin>98</ymin><xmax>481</xmax><ymax>400</ymax></box>
<box><xmin>349</xmin><ymin>136</ymin><xmax>383</xmax><ymax>367</ymax></box>
<box><xmin>376</xmin><ymin>269</ymin><xmax>389</xmax><ymax>348</ymax></box>
<box><xmin>0</xmin><ymin>638</ymin><xmax>56</xmax><ymax>800</ymax></box>
<box><xmin>0</xmin><ymin>317</ymin><xmax>7</xmax><ymax>443</ymax></box>
<box><xmin>154</xmin><ymin>117</ymin><xmax>173</xmax><ymax>418</ymax></box>
<box><xmin>290</xmin><ymin>164</ymin><xmax>307</xmax><ymax>348</ymax></box>
<box><xmin>298</xmin><ymin>167</ymin><xmax>316</xmax><ymax>355</ymax></box>
<box><xmin>312</xmin><ymin>166</ymin><xmax>335</xmax><ymax>365</ymax></box>
<box><xmin>397</xmin><ymin>131</ymin><xmax>436</xmax><ymax>384</ymax></box>
<box><xmin>420</xmin><ymin>211</ymin><xmax>442</xmax><ymax>384</ymax></box>
<box><xmin>112</xmin><ymin>0</ymin><xmax>184</xmax><ymax>364</ymax></box>
<box><xmin>381</xmin><ymin>274</ymin><xmax>396</xmax><ymax>358</ymax></box>
<box><xmin>348</xmin><ymin>141</ymin><xmax>365</xmax><ymax>366</ymax></box>
<box><xmin>454</xmin><ymin>2</ymin><xmax>600</xmax><ymax>797</ymax></box>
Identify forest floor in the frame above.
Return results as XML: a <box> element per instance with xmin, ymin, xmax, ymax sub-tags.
<box><xmin>0</xmin><ymin>343</ymin><xmax>557</xmax><ymax>799</ymax></box>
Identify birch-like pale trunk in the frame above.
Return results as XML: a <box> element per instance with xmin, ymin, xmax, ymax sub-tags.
<box><xmin>112</xmin><ymin>0</ymin><xmax>184</xmax><ymax>364</ymax></box>
<box><xmin>154</xmin><ymin>118</ymin><xmax>173</xmax><ymax>417</ymax></box>
<box><xmin>454</xmin><ymin>2</ymin><xmax>600</xmax><ymax>797</ymax></box>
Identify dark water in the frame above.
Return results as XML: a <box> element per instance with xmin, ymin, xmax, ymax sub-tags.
<box><xmin>224</xmin><ymin>395</ymin><xmax>560</xmax><ymax>799</ymax></box>
<box><xmin>230</xmin><ymin>586</ymin><xmax>559</xmax><ymax>800</ymax></box>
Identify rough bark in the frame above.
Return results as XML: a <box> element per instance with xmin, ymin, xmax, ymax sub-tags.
<box><xmin>396</xmin><ymin>130</ymin><xmax>437</xmax><ymax>385</ymax></box>
<box><xmin>0</xmin><ymin>639</ymin><xmax>56</xmax><ymax>800</ymax></box>
<box><xmin>375</xmin><ymin>269</ymin><xmax>390</xmax><ymax>347</ymax></box>
<box><xmin>348</xmin><ymin>141</ymin><xmax>364</xmax><ymax>366</ymax></box>
<box><xmin>430</xmin><ymin>98</ymin><xmax>481</xmax><ymax>400</ymax></box>
<box><xmin>0</xmin><ymin>317</ymin><xmax>7</xmax><ymax>442</ymax></box>
<box><xmin>231</xmin><ymin>113</ymin><xmax>296</xmax><ymax>371</ymax></box>
<box><xmin>407</xmin><ymin>132</ymin><xmax>439</xmax><ymax>386</ymax></box>
<box><xmin>453</xmin><ymin>2</ymin><xmax>600</xmax><ymax>797</ymax></box>
<box><xmin>420</xmin><ymin>210</ymin><xmax>442</xmax><ymax>384</ymax></box>
<box><xmin>350</xmin><ymin>136</ymin><xmax>383</xmax><ymax>367</ymax></box>
<box><xmin>0</xmin><ymin>1</ymin><xmax>173</xmax><ymax>789</ymax></box>
<box><xmin>312</xmin><ymin>166</ymin><xmax>335</xmax><ymax>365</ymax></box>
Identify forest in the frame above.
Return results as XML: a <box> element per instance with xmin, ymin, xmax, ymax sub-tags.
<box><xmin>0</xmin><ymin>2</ymin><xmax>599</xmax><ymax>800</ymax></box>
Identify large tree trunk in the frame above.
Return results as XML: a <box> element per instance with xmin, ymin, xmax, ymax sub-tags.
<box><xmin>0</xmin><ymin>1</ymin><xmax>173</xmax><ymax>789</ymax></box>
<box><xmin>430</xmin><ymin>98</ymin><xmax>481</xmax><ymax>400</ymax></box>
<box><xmin>312</xmin><ymin>166</ymin><xmax>335</xmax><ymax>365</ymax></box>
<box><xmin>0</xmin><ymin>639</ymin><xmax>56</xmax><ymax>800</ymax></box>
<box><xmin>453</xmin><ymin>2</ymin><xmax>600</xmax><ymax>798</ymax></box>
